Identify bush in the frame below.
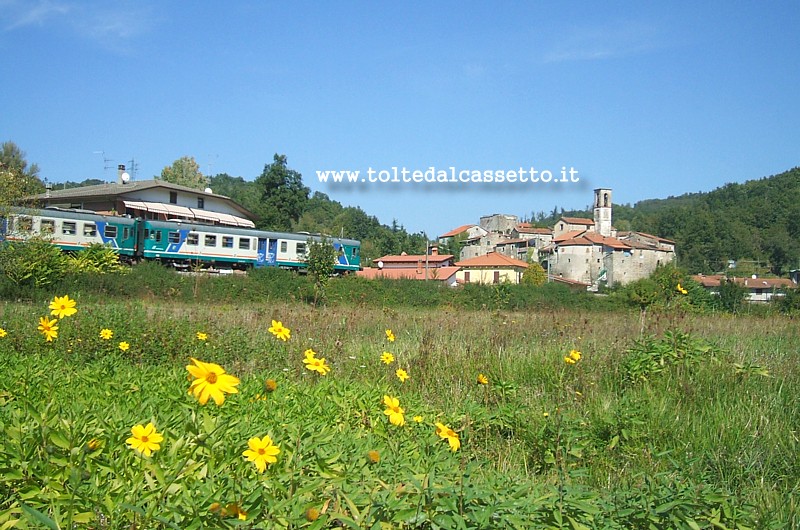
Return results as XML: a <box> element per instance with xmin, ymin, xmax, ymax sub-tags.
<box><xmin>0</xmin><ymin>237</ymin><xmax>68</xmax><ymax>288</ymax></box>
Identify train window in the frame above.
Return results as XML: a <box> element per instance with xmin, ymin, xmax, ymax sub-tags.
<box><xmin>18</xmin><ymin>216</ymin><xmax>33</xmax><ymax>232</ymax></box>
<box><xmin>104</xmin><ymin>225</ymin><xmax>118</xmax><ymax>238</ymax></box>
<box><xmin>205</xmin><ymin>235</ymin><xmax>217</xmax><ymax>247</ymax></box>
<box><xmin>296</xmin><ymin>242</ymin><xmax>306</xmax><ymax>255</ymax></box>
<box><xmin>123</xmin><ymin>227</ymin><xmax>131</xmax><ymax>239</ymax></box>
<box><xmin>239</xmin><ymin>237</ymin><xmax>251</xmax><ymax>250</ymax></box>
<box><xmin>280</xmin><ymin>241</ymin><xmax>287</xmax><ymax>253</ymax></box>
<box><xmin>187</xmin><ymin>233</ymin><xmax>199</xmax><ymax>245</ymax></box>
<box><xmin>62</xmin><ymin>221</ymin><xmax>76</xmax><ymax>235</ymax></box>
<box><xmin>168</xmin><ymin>231</ymin><xmax>181</xmax><ymax>243</ymax></box>
<box><xmin>83</xmin><ymin>223</ymin><xmax>97</xmax><ymax>237</ymax></box>
<box><xmin>222</xmin><ymin>236</ymin><xmax>234</xmax><ymax>248</ymax></box>
<box><xmin>40</xmin><ymin>219</ymin><xmax>55</xmax><ymax>234</ymax></box>
<box><xmin>352</xmin><ymin>247</ymin><xmax>359</xmax><ymax>258</ymax></box>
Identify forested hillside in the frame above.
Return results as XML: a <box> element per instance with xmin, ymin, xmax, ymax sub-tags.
<box><xmin>527</xmin><ymin>168</ymin><xmax>800</xmax><ymax>275</ymax></box>
<box><xmin>38</xmin><ymin>146</ymin><xmax>800</xmax><ymax>275</ymax></box>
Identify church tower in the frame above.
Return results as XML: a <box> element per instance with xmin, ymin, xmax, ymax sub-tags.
<box><xmin>593</xmin><ymin>188</ymin><xmax>612</xmax><ymax>237</ymax></box>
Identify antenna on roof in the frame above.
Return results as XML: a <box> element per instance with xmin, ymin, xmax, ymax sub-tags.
<box><xmin>93</xmin><ymin>150</ymin><xmax>114</xmax><ymax>179</ymax></box>
<box><xmin>127</xmin><ymin>158</ymin><xmax>139</xmax><ymax>180</ymax></box>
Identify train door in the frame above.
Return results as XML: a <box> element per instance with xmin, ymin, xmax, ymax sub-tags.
<box><xmin>257</xmin><ymin>238</ymin><xmax>267</xmax><ymax>266</ymax></box>
<box><xmin>268</xmin><ymin>239</ymin><xmax>277</xmax><ymax>265</ymax></box>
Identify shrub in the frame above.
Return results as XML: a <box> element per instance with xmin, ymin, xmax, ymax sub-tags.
<box><xmin>0</xmin><ymin>237</ymin><xmax>68</xmax><ymax>288</ymax></box>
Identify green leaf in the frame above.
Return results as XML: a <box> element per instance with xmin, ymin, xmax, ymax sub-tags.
<box><xmin>20</xmin><ymin>503</ymin><xmax>59</xmax><ymax>530</ymax></box>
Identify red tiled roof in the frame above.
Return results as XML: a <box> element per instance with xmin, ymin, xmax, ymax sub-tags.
<box><xmin>582</xmin><ymin>232</ymin><xmax>631</xmax><ymax>249</ymax></box>
<box><xmin>375</xmin><ymin>254</ymin><xmax>454</xmax><ymax>264</ymax></box>
<box><xmin>495</xmin><ymin>238</ymin><xmax>529</xmax><ymax>245</ymax></box>
<box><xmin>553</xmin><ymin>230</ymin><xmax>587</xmax><ymax>243</ymax></box>
<box><xmin>691</xmin><ymin>275</ymin><xmax>796</xmax><ymax>289</ymax></box>
<box><xmin>560</xmin><ymin>217</ymin><xmax>595</xmax><ymax>225</ymax></box>
<box><xmin>516</xmin><ymin>226</ymin><xmax>553</xmax><ymax>235</ymax></box>
<box><xmin>455</xmin><ymin>252</ymin><xmax>529</xmax><ymax>269</ymax></box>
<box><xmin>357</xmin><ymin>266</ymin><xmax>460</xmax><ymax>281</ymax></box>
<box><xmin>439</xmin><ymin>225</ymin><xmax>475</xmax><ymax>238</ymax></box>
<box><xmin>632</xmin><ymin>231</ymin><xmax>676</xmax><ymax>245</ymax></box>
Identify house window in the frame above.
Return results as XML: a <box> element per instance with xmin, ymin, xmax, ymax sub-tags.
<box><xmin>493</xmin><ymin>271</ymin><xmax>500</xmax><ymax>284</ymax></box>
<box><xmin>239</xmin><ymin>237</ymin><xmax>251</xmax><ymax>250</ymax></box>
<box><xmin>83</xmin><ymin>223</ymin><xmax>97</xmax><ymax>237</ymax></box>
<box><xmin>62</xmin><ymin>221</ymin><xmax>76</xmax><ymax>235</ymax></box>
<box><xmin>168</xmin><ymin>231</ymin><xmax>181</xmax><ymax>244</ymax></box>
<box><xmin>169</xmin><ymin>191</ymin><xmax>177</xmax><ymax>204</ymax></box>
<box><xmin>464</xmin><ymin>271</ymin><xmax>471</xmax><ymax>283</ymax></box>
<box><xmin>205</xmin><ymin>235</ymin><xmax>217</xmax><ymax>247</ymax></box>
<box><xmin>197</xmin><ymin>197</ymin><xmax>204</xmax><ymax>209</ymax></box>
<box><xmin>40</xmin><ymin>219</ymin><xmax>55</xmax><ymax>234</ymax></box>
<box><xmin>222</xmin><ymin>236</ymin><xmax>233</xmax><ymax>248</ymax></box>
<box><xmin>104</xmin><ymin>225</ymin><xmax>118</xmax><ymax>238</ymax></box>
<box><xmin>186</xmin><ymin>233</ymin><xmax>199</xmax><ymax>245</ymax></box>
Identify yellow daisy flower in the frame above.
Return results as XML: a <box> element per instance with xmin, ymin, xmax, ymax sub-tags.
<box><xmin>269</xmin><ymin>320</ymin><xmax>291</xmax><ymax>341</ymax></box>
<box><xmin>126</xmin><ymin>423</ymin><xmax>163</xmax><ymax>457</ymax></box>
<box><xmin>186</xmin><ymin>357</ymin><xmax>241</xmax><ymax>406</ymax></box>
<box><xmin>383</xmin><ymin>395</ymin><xmax>405</xmax><ymax>426</ymax></box>
<box><xmin>395</xmin><ymin>368</ymin><xmax>409</xmax><ymax>383</ymax></box>
<box><xmin>242</xmin><ymin>435</ymin><xmax>280</xmax><ymax>472</ymax></box>
<box><xmin>99</xmin><ymin>328</ymin><xmax>113</xmax><ymax>340</ymax></box>
<box><xmin>380</xmin><ymin>351</ymin><xmax>395</xmax><ymax>364</ymax></box>
<box><xmin>49</xmin><ymin>295</ymin><xmax>77</xmax><ymax>319</ymax></box>
<box><xmin>435</xmin><ymin>422</ymin><xmax>460</xmax><ymax>452</ymax></box>
<box><xmin>38</xmin><ymin>316</ymin><xmax>59</xmax><ymax>342</ymax></box>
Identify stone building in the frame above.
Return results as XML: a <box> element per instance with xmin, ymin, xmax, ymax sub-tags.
<box><xmin>546</xmin><ymin>188</ymin><xmax>675</xmax><ymax>288</ymax></box>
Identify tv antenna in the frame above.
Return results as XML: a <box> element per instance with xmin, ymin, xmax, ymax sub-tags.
<box><xmin>127</xmin><ymin>158</ymin><xmax>140</xmax><ymax>180</ymax></box>
<box><xmin>93</xmin><ymin>150</ymin><xmax>114</xmax><ymax>179</ymax></box>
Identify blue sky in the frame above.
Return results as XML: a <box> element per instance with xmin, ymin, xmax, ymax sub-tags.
<box><xmin>2</xmin><ymin>1</ymin><xmax>798</xmax><ymax>238</ymax></box>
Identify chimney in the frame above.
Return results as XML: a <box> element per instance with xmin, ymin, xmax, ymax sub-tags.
<box><xmin>430</xmin><ymin>245</ymin><xmax>439</xmax><ymax>255</ymax></box>
<box><xmin>117</xmin><ymin>165</ymin><xmax>125</xmax><ymax>184</ymax></box>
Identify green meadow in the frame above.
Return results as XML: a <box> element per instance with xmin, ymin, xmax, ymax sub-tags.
<box><xmin>0</xmin><ymin>272</ymin><xmax>798</xmax><ymax>529</ymax></box>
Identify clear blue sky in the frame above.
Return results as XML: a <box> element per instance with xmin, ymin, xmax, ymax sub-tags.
<box><xmin>2</xmin><ymin>1</ymin><xmax>798</xmax><ymax>238</ymax></box>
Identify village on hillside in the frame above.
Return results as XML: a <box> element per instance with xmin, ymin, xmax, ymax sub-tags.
<box><xmin>357</xmin><ymin>187</ymin><xmax>797</xmax><ymax>301</ymax></box>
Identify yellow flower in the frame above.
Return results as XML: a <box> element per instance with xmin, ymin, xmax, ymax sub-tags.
<box><xmin>569</xmin><ymin>349</ymin><xmax>581</xmax><ymax>362</ymax></box>
<box><xmin>0</xmin><ymin>328</ymin><xmax>7</xmax><ymax>338</ymax></box>
<box><xmin>564</xmin><ymin>356</ymin><xmax>576</xmax><ymax>364</ymax></box>
<box><xmin>269</xmin><ymin>320</ymin><xmax>291</xmax><ymax>341</ymax></box>
<box><xmin>38</xmin><ymin>316</ymin><xmax>59</xmax><ymax>342</ymax></box>
<box><xmin>126</xmin><ymin>422</ymin><xmax>163</xmax><ymax>457</ymax></box>
<box><xmin>543</xmin><ymin>412</ymin><xmax>550</xmax><ymax>418</ymax></box>
<box><xmin>99</xmin><ymin>328</ymin><xmax>113</xmax><ymax>340</ymax></box>
<box><xmin>435</xmin><ymin>422</ymin><xmax>460</xmax><ymax>452</ymax></box>
<box><xmin>677</xmin><ymin>283</ymin><xmax>688</xmax><ymax>295</ymax></box>
<box><xmin>383</xmin><ymin>395</ymin><xmax>405</xmax><ymax>426</ymax></box>
<box><xmin>367</xmin><ymin>450</ymin><xmax>381</xmax><ymax>463</ymax></box>
<box><xmin>196</xmin><ymin>332</ymin><xmax>208</xmax><ymax>341</ymax></box>
<box><xmin>186</xmin><ymin>357</ymin><xmax>241</xmax><ymax>405</ymax></box>
<box><xmin>303</xmin><ymin>348</ymin><xmax>317</xmax><ymax>359</ymax></box>
<box><xmin>119</xmin><ymin>341</ymin><xmax>130</xmax><ymax>351</ymax></box>
<box><xmin>413</xmin><ymin>415</ymin><xmax>424</xmax><ymax>423</ymax></box>
<box><xmin>395</xmin><ymin>368</ymin><xmax>409</xmax><ymax>383</ymax></box>
<box><xmin>264</xmin><ymin>379</ymin><xmax>278</xmax><ymax>392</ymax></box>
<box><xmin>304</xmin><ymin>354</ymin><xmax>331</xmax><ymax>376</ymax></box>
<box><xmin>380</xmin><ymin>351</ymin><xmax>395</xmax><ymax>364</ymax></box>
<box><xmin>86</xmin><ymin>438</ymin><xmax>102</xmax><ymax>451</ymax></box>
<box><xmin>305</xmin><ymin>507</ymin><xmax>321</xmax><ymax>522</ymax></box>
<box><xmin>242</xmin><ymin>435</ymin><xmax>280</xmax><ymax>472</ymax></box>
<box><xmin>477</xmin><ymin>373</ymin><xmax>489</xmax><ymax>385</ymax></box>
<box><xmin>385</xmin><ymin>329</ymin><xmax>395</xmax><ymax>342</ymax></box>
<box><xmin>49</xmin><ymin>295</ymin><xmax>77</xmax><ymax>319</ymax></box>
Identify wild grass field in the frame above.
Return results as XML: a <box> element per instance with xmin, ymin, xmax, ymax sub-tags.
<box><xmin>0</xmin><ymin>289</ymin><xmax>798</xmax><ymax>529</ymax></box>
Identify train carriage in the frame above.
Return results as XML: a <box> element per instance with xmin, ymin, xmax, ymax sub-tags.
<box><xmin>1</xmin><ymin>207</ymin><xmax>361</xmax><ymax>273</ymax></box>
<box><xmin>1</xmin><ymin>207</ymin><xmax>138</xmax><ymax>257</ymax></box>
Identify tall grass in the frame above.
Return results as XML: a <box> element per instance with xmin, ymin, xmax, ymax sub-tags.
<box><xmin>1</xmin><ymin>292</ymin><xmax>798</xmax><ymax>527</ymax></box>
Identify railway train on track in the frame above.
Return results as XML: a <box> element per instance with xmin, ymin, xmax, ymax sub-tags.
<box><xmin>0</xmin><ymin>207</ymin><xmax>361</xmax><ymax>273</ymax></box>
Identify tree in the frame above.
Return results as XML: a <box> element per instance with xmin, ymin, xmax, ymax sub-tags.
<box><xmin>521</xmin><ymin>261</ymin><xmax>547</xmax><ymax>286</ymax></box>
<box><xmin>0</xmin><ymin>141</ymin><xmax>45</xmax><ymax>214</ymax></box>
<box><xmin>306</xmin><ymin>237</ymin><xmax>336</xmax><ymax>305</ymax></box>
<box><xmin>254</xmin><ymin>154</ymin><xmax>310</xmax><ymax>231</ymax></box>
<box><xmin>158</xmin><ymin>156</ymin><xmax>208</xmax><ymax>190</ymax></box>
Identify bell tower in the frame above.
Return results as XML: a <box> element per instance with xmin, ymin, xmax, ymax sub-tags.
<box><xmin>593</xmin><ymin>188</ymin><xmax>612</xmax><ymax>237</ymax></box>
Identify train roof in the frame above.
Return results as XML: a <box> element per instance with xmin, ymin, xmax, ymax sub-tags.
<box><xmin>143</xmin><ymin>219</ymin><xmax>360</xmax><ymax>246</ymax></box>
<box><xmin>8</xmin><ymin>206</ymin><xmax>138</xmax><ymax>225</ymax></box>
